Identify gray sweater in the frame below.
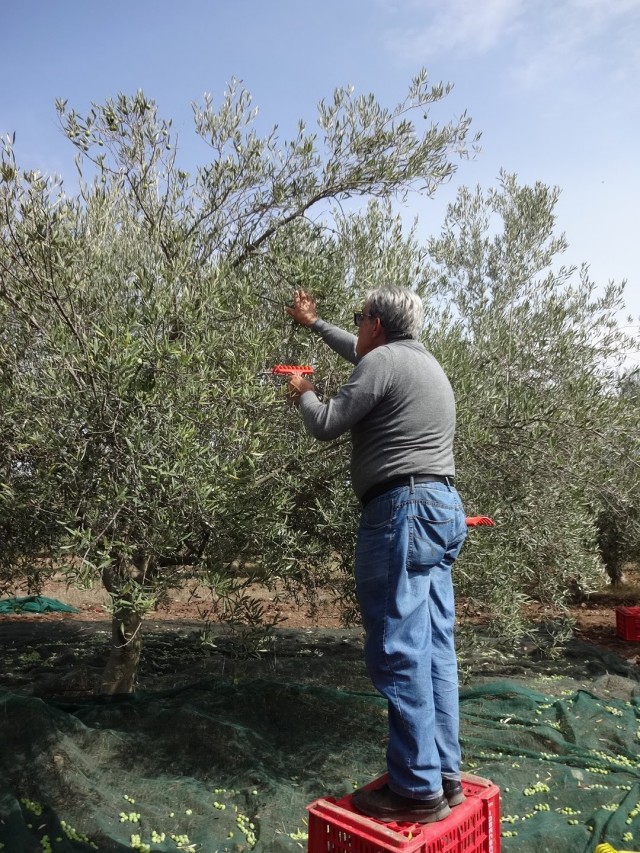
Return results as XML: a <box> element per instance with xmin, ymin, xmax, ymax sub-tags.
<box><xmin>299</xmin><ymin>319</ymin><xmax>456</xmax><ymax>500</ymax></box>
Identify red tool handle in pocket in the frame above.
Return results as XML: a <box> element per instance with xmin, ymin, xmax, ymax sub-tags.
<box><xmin>465</xmin><ymin>516</ymin><xmax>495</xmax><ymax>527</ymax></box>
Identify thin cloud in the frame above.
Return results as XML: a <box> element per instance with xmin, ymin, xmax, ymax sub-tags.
<box><xmin>512</xmin><ymin>0</ymin><xmax>640</xmax><ymax>90</ymax></box>
<box><xmin>382</xmin><ymin>0</ymin><xmax>525</xmax><ymax>62</ymax></box>
<box><xmin>383</xmin><ymin>0</ymin><xmax>640</xmax><ymax>92</ymax></box>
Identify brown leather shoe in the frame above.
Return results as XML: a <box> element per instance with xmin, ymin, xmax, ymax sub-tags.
<box><xmin>352</xmin><ymin>783</ymin><xmax>451</xmax><ymax>824</ymax></box>
<box><xmin>442</xmin><ymin>778</ymin><xmax>465</xmax><ymax>806</ymax></box>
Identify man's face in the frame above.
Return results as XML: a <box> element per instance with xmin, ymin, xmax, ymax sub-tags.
<box><xmin>355</xmin><ymin>302</ymin><xmax>381</xmax><ymax>357</ymax></box>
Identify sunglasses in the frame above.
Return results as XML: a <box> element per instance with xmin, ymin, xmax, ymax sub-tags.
<box><xmin>353</xmin><ymin>311</ymin><xmax>376</xmax><ymax>327</ymax></box>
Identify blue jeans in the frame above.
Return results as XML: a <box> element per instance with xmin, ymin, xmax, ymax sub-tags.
<box><xmin>355</xmin><ymin>480</ymin><xmax>467</xmax><ymax>799</ymax></box>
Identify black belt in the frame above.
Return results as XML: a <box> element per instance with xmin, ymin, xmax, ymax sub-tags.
<box><xmin>361</xmin><ymin>474</ymin><xmax>455</xmax><ymax>507</ymax></box>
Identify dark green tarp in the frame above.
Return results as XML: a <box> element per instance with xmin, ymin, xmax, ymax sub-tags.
<box><xmin>0</xmin><ymin>596</ymin><xmax>80</xmax><ymax>615</ymax></box>
<box><xmin>0</xmin><ymin>626</ymin><xmax>638</xmax><ymax>853</ymax></box>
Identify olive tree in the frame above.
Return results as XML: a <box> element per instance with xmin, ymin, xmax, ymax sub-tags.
<box><xmin>0</xmin><ymin>74</ymin><xmax>478</xmax><ymax>692</ymax></box>
<box><xmin>423</xmin><ymin>172</ymin><xmax>639</xmax><ymax>636</ymax></box>
<box><xmin>257</xmin><ymin>185</ymin><xmax>640</xmax><ymax>642</ymax></box>
<box><xmin>594</xmin><ymin>368</ymin><xmax>640</xmax><ymax>583</ymax></box>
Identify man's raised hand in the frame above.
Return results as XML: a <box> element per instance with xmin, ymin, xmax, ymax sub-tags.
<box><xmin>285</xmin><ymin>289</ymin><xmax>318</xmax><ymax>327</ymax></box>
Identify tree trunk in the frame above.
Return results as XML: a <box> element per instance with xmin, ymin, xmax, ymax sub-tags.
<box><xmin>101</xmin><ymin>607</ymin><xmax>144</xmax><ymax>694</ymax></box>
<box><xmin>101</xmin><ymin>561</ymin><xmax>146</xmax><ymax>694</ymax></box>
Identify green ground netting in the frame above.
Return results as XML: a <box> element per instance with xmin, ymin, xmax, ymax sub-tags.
<box><xmin>0</xmin><ymin>596</ymin><xmax>80</xmax><ymax>614</ymax></box>
<box><xmin>0</xmin><ymin>628</ymin><xmax>639</xmax><ymax>853</ymax></box>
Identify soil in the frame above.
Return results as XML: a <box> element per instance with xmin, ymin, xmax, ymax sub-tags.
<box><xmin>0</xmin><ymin>568</ymin><xmax>638</xmax><ymax>698</ymax></box>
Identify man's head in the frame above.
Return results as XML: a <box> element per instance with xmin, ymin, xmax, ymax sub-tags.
<box><xmin>355</xmin><ymin>286</ymin><xmax>424</xmax><ymax>356</ymax></box>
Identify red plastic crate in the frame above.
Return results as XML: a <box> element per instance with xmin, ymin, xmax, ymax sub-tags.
<box><xmin>307</xmin><ymin>773</ymin><xmax>500</xmax><ymax>853</ymax></box>
<box><xmin>616</xmin><ymin>606</ymin><xmax>640</xmax><ymax>641</ymax></box>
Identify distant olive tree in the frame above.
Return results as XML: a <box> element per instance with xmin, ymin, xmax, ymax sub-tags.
<box><xmin>594</xmin><ymin>368</ymin><xmax>640</xmax><ymax>583</ymax></box>
<box><xmin>0</xmin><ymin>74</ymin><xmax>478</xmax><ymax>692</ymax></box>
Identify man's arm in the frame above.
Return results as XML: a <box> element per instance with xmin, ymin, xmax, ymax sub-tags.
<box><xmin>311</xmin><ymin>318</ymin><xmax>358</xmax><ymax>365</ymax></box>
<box><xmin>298</xmin><ymin>348</ymin><xmax>390</xmax><ymax>440</ymax></box>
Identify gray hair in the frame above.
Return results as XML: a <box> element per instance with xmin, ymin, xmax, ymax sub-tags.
<box><xmin>367</xmin><ymin>286</ymin><xmax>424</xmax><ymax>340</ymax></box>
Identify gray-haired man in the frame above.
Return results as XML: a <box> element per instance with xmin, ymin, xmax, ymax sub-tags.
<box><xmin>286</xmin><ymin>287</ymin><xmax>468</xmax><ymax>824</ymax></box>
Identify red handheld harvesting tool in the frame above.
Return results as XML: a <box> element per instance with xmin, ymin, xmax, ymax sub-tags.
<box><xmin>465</xmin><ymin>516</ymin><xmax>495</xmax><ymax>527</ymax></box>
<box><xmin>271</xmin><ymin>364</ymin><xmax>315</xmax><ymax>377</ymax></box>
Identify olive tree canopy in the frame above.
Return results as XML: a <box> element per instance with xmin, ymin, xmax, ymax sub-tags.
<box><xmin>0</xmin><ymin>73</ymin><xmax>478</xmax><ymax>692</ymax></box>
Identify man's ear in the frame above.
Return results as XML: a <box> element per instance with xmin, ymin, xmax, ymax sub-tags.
<box><xmin>373</xmin><ymin>318</ymin><xmax>386</xmax><ymax>341</ymax></box>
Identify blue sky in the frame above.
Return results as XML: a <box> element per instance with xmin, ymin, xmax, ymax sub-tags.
<box><xmin>2</xmin><ymin>0</ymin><xmax>639</xmax><ymax>346</ymax></box>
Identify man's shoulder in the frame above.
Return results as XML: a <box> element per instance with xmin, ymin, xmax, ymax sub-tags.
<box><xmin>383</xmin><ymin>338</ymin><xmax>431</xmax><ymax>361</ymax></box>
<box><xmin>383</xmin><ymin>339</ymin><xmax>451</xmax><ymax>381</ymax></box>
<box><xmin>359</xmin><ymin>343</ymin><xmax>397</xmax><ymax>368</ymax></box>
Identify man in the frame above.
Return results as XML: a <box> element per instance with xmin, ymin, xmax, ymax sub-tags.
<box><xmin>286</xmin><ymin>286</ymin><xmax>467</xmax><ymax>825</ymax></box>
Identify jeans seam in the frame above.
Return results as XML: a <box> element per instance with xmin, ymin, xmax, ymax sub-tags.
<box><xmin>381</xmin><ymin>508</ymin><xmax>411</xmax><ymax>778</ymax></box>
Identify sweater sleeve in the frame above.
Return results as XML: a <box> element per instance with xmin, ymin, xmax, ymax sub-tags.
<box><xmin>311</xmin><ymin>318</ymin><xmax>359</xmax><ymax>365</ymax></box>
<box><xmin>298</xmin><ymin>347</ymin><xmax>390</xmax><ymax>440</ymax></box>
